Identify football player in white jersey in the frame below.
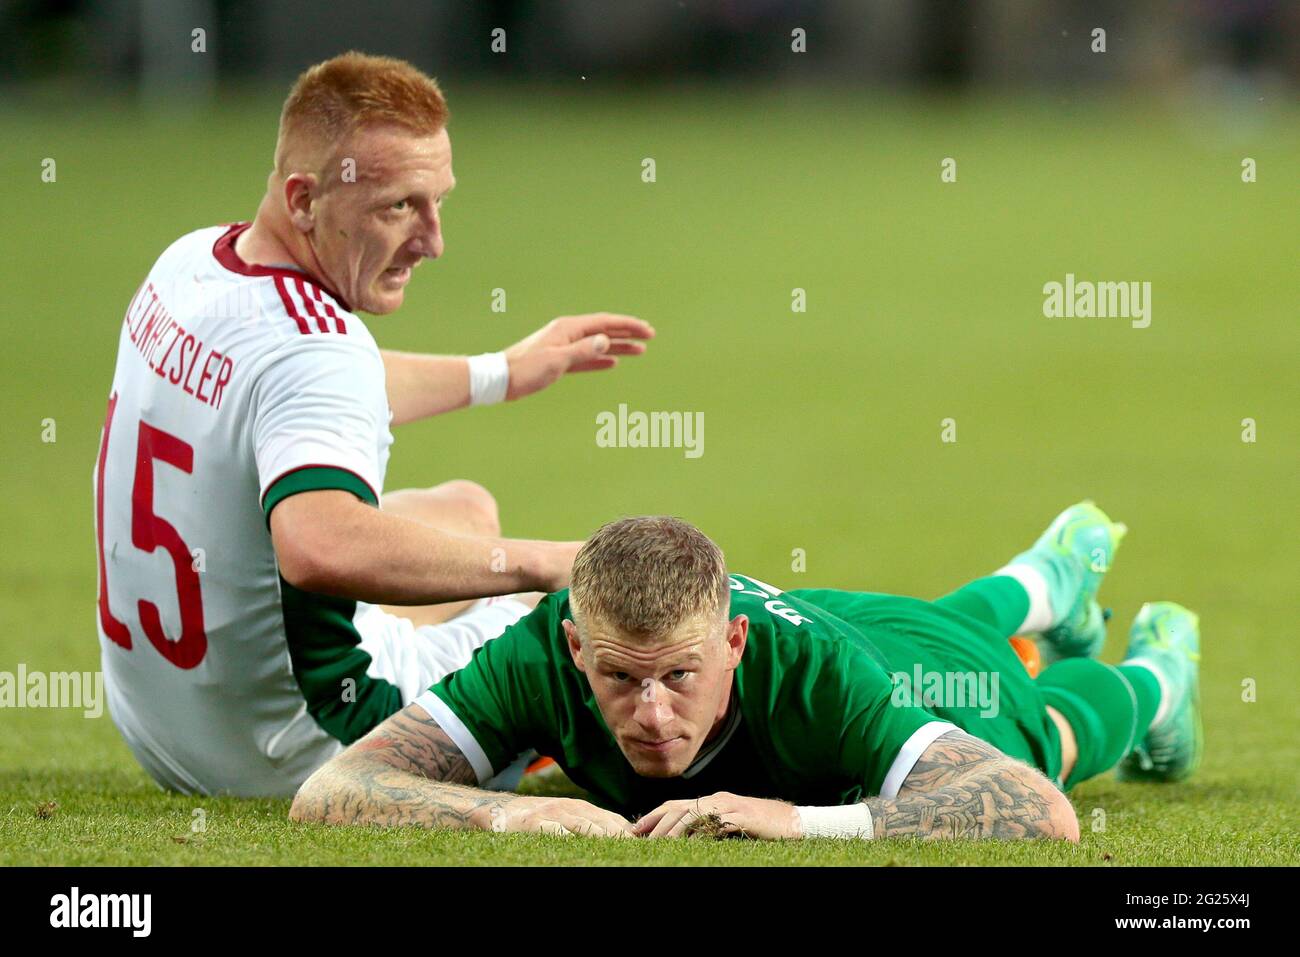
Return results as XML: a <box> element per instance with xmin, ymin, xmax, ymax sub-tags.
<box><xmin>93</xmin><ymin>52</ymin><xmax>654</xmax><ymax>797</ymax></box>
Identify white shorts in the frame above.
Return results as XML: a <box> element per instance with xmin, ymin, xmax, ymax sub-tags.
<box><xmin>353</xmin><ymin>596</ymin><xmax>533</xmax><ymax>706</ymax></box>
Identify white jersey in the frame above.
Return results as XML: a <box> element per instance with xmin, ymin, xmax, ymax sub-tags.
<box><xmin>94</xmin><ymin>223</ymin><xmax>397</xmax><ymax>796</ymax></box>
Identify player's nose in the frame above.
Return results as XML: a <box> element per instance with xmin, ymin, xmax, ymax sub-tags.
<box><xmin>425</xmin><ymin>227</ymin><xmax>444</xmax><ymax>260</ymax></box>
<box><xmin>418</xmin><ymin>208</ymin><xmax>444</xmax><ymax>260</ymax></box>
<box><xmin>632</xmin><ymin>694</ymin><xmax>671</xmax><ymax>732</ymax></box>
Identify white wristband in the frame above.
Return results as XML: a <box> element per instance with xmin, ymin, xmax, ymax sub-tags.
<box><xmin>467</xmin><ymin>352</ymin><xmax>510</xmax><ymax>406</ymax></box>
<box><xmin>795</xmin><ymin>803</ymin><xmax>875</xmax><ymax>839</ymax></box>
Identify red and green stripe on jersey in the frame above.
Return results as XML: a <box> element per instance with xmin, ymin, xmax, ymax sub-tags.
<box><xmin>274</xmin><ymin>275</ymin><xmax>349</xmax><ymax>336</ymax></box>
<box><xmin>212</xmin><ymin>222</ymin><xmax>350</xmax><ymax>337</ymax></box>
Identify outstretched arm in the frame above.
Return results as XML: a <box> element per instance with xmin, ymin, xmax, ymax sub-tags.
<box><xmin>270</xmin><ymin>490</ymin><xmax>579</xmax><ymax>602</ymax></box>
<box><xmin>634</xmin><ymin>730</ymin><xmax>1079</xmax><ymax>841</ymax></box>
<box><xmin>289</xmin><ymin>703</ymin><xmax>633</xmax><ymax>837</ymax></box>
<box><xmin>381</xmin><ymin>312</ymin><xmax>653</xmax><ymax>426</ymax></box>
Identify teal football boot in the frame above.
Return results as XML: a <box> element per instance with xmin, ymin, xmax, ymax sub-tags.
<box><xmin>1117</xmin><ymin>602</ymin><xmax>1203</xmax><ymax>783</ymax></box>
<box><xmin>1008</xmin><ymin>501</ymin><xmax>1127</xmax><ymax>663</ymax></box>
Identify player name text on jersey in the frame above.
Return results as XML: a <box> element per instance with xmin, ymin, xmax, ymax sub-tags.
<box><xmin>123</xmin><ymin>281</ymin><xmax>235</xmax><ymax>410</ymax></box>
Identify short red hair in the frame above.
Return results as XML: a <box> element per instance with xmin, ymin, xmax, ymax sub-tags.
<box><xmin>275</xmin><ymin>51</ymin><xmax>449</xmax><ymax>174</ymax></box>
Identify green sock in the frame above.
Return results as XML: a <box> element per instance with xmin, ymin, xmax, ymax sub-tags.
<box><xmin>1037</xmin><ymin>658</ymin><xmax>1162</xmax><ymax>789</ymax></box>
<box><xmin>933</xmin><ymin>576</ymin><xmax>1030</xmax><ymax>638</ymax></box>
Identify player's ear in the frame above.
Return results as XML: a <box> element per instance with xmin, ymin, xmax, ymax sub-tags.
<box><xmin>282</xmin><ymin>172</ymin><xmax>318</xmax><ymax>232</ymax></box>
<box><xmin>562</xmin><ymin>619</ymin><xmax>587</xmax><ymax>673</ymax></box>
<box><xmin>723</xmin><ymin>615</ymin><xmax>748</xmax><ymax>669</ymax></box>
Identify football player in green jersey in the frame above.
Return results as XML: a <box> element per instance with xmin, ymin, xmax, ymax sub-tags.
<box><xmin>291</xmin><ymin>506</ymin><xmax>1201</xmax><ymax>841</ymax></box>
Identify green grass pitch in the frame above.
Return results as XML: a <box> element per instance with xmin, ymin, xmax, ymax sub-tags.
<box><xmin>0</xmin><ymin>88</ymin><xmax>1296</xmax><ymax>865</ymax></box>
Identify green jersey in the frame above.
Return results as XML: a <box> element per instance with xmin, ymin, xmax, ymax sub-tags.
<box><xmin>416</xmin><ymin>574</ymin><xmax>1058</xmax><ymax>817</ymax></box>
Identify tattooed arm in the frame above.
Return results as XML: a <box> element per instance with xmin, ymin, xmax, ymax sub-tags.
<box><xmin>633</xmin><ymin>729</ymin><xmax>1078</xmax><ymax>841</ymax></box>
<box><xmin>289</xmin><ymin>703</ymin><xmax>634</xmax><ymax>837</ymax></box>
<box><xmin>862</xmin><ymin>729</ymin><xmax>1079</xmax><ymax>841</ymax></box>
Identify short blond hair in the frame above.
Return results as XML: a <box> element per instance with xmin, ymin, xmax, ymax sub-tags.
<box><xmin>569</xmin><ymin>517</ymin><xmax>730</xmax><ymax>643</ymax></box>
<box><xmin>275</xmin><ymin>51</ymin><xmax>449</xmax><ymax>174</ymax></box>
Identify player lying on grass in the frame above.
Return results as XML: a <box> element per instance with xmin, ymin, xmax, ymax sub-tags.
<box><xmin>290</xmin><ymin>504</ymin><xmax>1202</xmax><ymax>840</ymax></box>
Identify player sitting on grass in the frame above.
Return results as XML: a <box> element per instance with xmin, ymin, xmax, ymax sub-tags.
<box><xmin>94</xmin><ymin>52</ymin><xmax>651</xmax><ymax>798</ymax></box>
<box><xmin>290</xmin><ymin>504</ymin><xmax>1202</xmax><ymax>840</ymax></box>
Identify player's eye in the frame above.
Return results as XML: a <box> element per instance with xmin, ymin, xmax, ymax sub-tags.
<box><xmin>668</xmin><ymin>670</ymin><xmax>690</xmax><ymax>682</ymax></box>
<box><xmin>390</xmin><ymin>198</ymin><xmax>409</xmax><ymax>211</ymax></box>
<box><xmin>611</xmin><ymin>672</ymin><xmax>631</xmax><ymax>683</ymax></box>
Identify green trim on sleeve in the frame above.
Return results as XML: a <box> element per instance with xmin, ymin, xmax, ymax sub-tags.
<box><xmin>262</xmin><ymin>466</ymin><xmax>378</xmax><ymax>525</ymax></box>
<box><xmin>279</xmin><ymin>577</ymin><xmax>402</xmax><ymax>744</ymax></box>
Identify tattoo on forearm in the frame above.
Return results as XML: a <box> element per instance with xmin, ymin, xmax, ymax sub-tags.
<box><xmin>291</xmin><ymin>708</ymin><xmax>519</xmax><ymax>830</ymax></box>
<box><xmin>864</xmin><ymin>731</ymin><xmax>1063</xmax><ymax>840</ymax></box>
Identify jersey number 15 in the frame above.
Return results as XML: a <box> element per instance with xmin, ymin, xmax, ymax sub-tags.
<box><xmin>95</xmin><ymin>392</ymin><xmax>208</xmax><ymax>669</ymax></box>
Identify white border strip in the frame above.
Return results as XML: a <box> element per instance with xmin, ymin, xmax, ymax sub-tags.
<box><xmin>879</xmin><ymin>721</ymin><xmax>960</xmax><ymax>798</ymax></box>
<box><xmin>413</xmin><ymin>691</ymin><xmax>495</xmax><ymax>785</ymax></box>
